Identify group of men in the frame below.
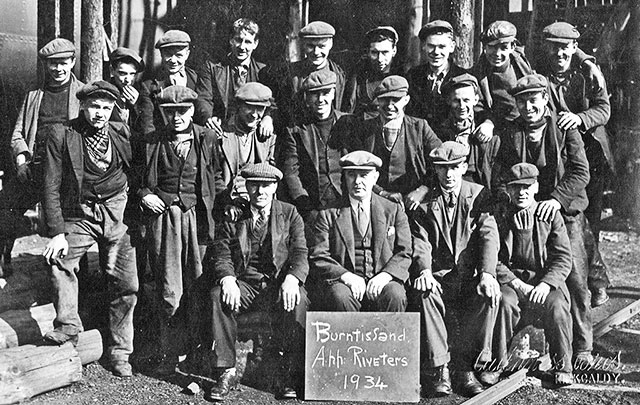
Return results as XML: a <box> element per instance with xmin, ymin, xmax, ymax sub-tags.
<box><xmin>1</xmin><ymin>13</ymin><xmax>614</xmax><ymax>402</ymax></box>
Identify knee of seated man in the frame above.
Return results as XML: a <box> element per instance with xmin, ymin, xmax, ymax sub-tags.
<box><xmin>378</xmin><ymin>281</ymin><xmax>407</xmax><ymax>310</ymax></box>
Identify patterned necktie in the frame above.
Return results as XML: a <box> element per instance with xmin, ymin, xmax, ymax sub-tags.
<box><xmin>254</xmin><ymin>209</ymin><xmax>268</xmax><ymax>235</ymax></box>
<box><xmin>84</xmin><ymin>127</ymin><xmax>111</xmax><ymax>171</ymax></box>
<box><xmin>234</xmin><ymin>65</ymin><xmax>248</xmax><ymax>89</ymax></box>
<box><xmin>447</xmin><ymin>192</ymin><xmax>456</xmax><ymax>208</ymax></box>
<box><xmin>357</xmin><ymin>203</ymin><xmax>368</xmax><ymax>235</ymax></box>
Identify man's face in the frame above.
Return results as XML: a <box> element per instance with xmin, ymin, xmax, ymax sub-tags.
<box><xmin>434</xmin><ymin>162</ymin><xmax>468</xmax><ymax>191</ymax></box>
<box><xmin>163</xmin><ymin>105</ymin><xmax>194</xmax><ymax>132</ymax></box>
<box><xmin>368</xmin><ymin>40</ymin><xmax>396</xmax><ymax>73</ymax></box>
<box><xmin>83</xmin><ymin>97</ymin><xmax>115</xmax><ymax>129</ymax></box>
<box><xmin>110</xmin><ymin>61</ymin><xmax>138</xmax><ymax>88</ymax></box>
<box><xmin>229</xmin><ymin>30</ymin><xmax>259</xmax><ymax>63</ymax></box>
<box><xmin>423</xmin><ymin>33</ymin><xmax>455</xmax><ymax>71</ymax></box>
<box><xmin>545</xmin><ymin>41</ymin><xmax>577</xmax><ymax>73</ymax></box>
<box><xmin>160</xmin><ymin>46</ymin><xmax>190</xmax><ymax>74</ymax></box>
<box><xmin>377</xmin><ymin>94</ymin><xmax>410</xmax><ymax>121</ymax></box>
<box><xmin>344</xmin><ymin>169</ymin><xmax>379</xmax><ymax>201</ymax></box>
<box><xmin>237</xmin><ymin>102</ymin><xmax>266</xmax><ymax>130</ymax></box>
<box><xmin>246</xmin><ymin>180</ymin><xmax>278</xmax><ymax>209</ymax></box>
<box><xmin>516</xmin><ymin>91</ymin><xmax>548</xmax><ymax>123</ymax></box>
<box><xmin>303</xmin><ymin>38</ymin><xmax>333</xmax><ymax>67</ymax></box>
<box><xmin>448</xmin><ymin>85</ymin><xmax>479</xmax><ymax>121</ymax></box>
<box><xmin>484</xmin><ymin>41</ymin><xmax>515</xmax><ymax>69</ymax></box>
<box><xmin>46</xmin><ymin>57</ymin><xmax>75</xmax><ymax>84</ymax></box>
<box><xmin>507</xmin><ymin>181</ymin><xmax>538</xmax><ymax>210</ymax></box>
<box><xmin>305</xmin><ymin>88</ymin><xmax>335</xmax><ymax>119</ymax></box>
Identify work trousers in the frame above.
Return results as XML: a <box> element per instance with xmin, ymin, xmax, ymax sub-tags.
<box><xmin>320</xmin><ymin>279</ymin><xmax>407</xmax><ymax>312</ymax></box>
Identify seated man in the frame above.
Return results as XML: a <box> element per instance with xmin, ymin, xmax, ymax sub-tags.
<box><xmin>489</xmin><ymin>163</ymin><xmax>573</xmax><ymax>386</ymax></box>
<box><xmin>206</xmin><ymin>163</ymin><xmax>309</xmax><ymax>401</ymax></box>
<box><xmin>410</xmin><ymin>141</ymin><xmax>500</xmax><ymax>397</ymax></box>
<box><xmin>309</xmin><ymin>151</ymin><xmax>411</xmax><ymax>312</ymax></box>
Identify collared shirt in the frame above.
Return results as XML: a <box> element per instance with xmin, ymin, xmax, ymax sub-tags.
<box><xmin>169</xmin><ymin>69</ymin><xmax>187</xmax><ymax>87</ymax></box>
<box><xmin>349</xmin><ymin>195</ymin><xmax>371</xmax><ymax>229</ymax></box>
<box><xmin>251</xmin><ymin>204</ymin><xmax>272</xmax><ymax>224</ymax></box>
<box><xmin>440</xmin><ymin>184</ymin><xmax>461</xmax><ymax>222</ymax></box>
<box><xmin>427</xmin><ymin>64</ymin><xmax>450</xmax><ymax>94</ymax></box>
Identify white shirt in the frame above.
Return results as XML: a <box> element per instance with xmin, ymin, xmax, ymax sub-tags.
<box><xmin>349</xmin><ymin>195</ymin><xmax>371</xmax><ymax>227</ymax></box>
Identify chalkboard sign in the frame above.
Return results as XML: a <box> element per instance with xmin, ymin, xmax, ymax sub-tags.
<box><xmin>305</xmin><ymin>312</ymin><xmax>420</xmax><ymax>402</ymax></box>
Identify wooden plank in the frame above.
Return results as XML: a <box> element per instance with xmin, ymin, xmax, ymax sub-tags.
<box><xmin>593</xmin><ymin>298</ymin><xmax>640</xmax><ymax>338</ymax></box>
<box><xmin>75</xmin><ymin>329</ymin><xmax>103</xmax><ymax>365</ymax></box>
<box><xmin>611</xmin><ymin>326</ymin><xmax>640</xmax><ymax>336</ymax></box>
<box><xmin>462</xmin><ymin>368</ymin><xmax>528</xmax><ymax>405</ymax></box>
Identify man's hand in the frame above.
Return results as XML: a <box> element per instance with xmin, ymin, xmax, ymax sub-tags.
<box><xmin>340</xmin><ymin>272</ymin><xmax>366</xmax><ymax>301</ymax></box>
<box><xmin>380</xmin><ymin>191</ymin><xmax>405</xmax><ymax>210</ymax></box>
<box><xmin>141</xmin><ymin>194</ymin><xmax>167</xmax><ymax>214</ymax></box>
<box><xmin>205</xmin><ymin>117</ymin><xmax>223</xmax><ymax>135</ymax></box>
<box><xmin>121</xmin><ymin>85</ymin><xmax>139</xmax><ymax>105</ymax></box>
<box><xmin>529</xmin><ymin>282</ymin><xmax>551</xmax><ymax>305</ymax></box>
<box><xmin>221</xmin><ymin>276</ymin><xmax>241</xmax><ymax>312</ymax></box>
<box><xmin>279</xmin><ymin>274</ymin><xmax>301</xmax><ymax>312</ymax></box>
<box><xmin>557</xmin><ymin>111</ymin><xmax>582</xmax><ymax>131</ymax></box>
<box><xmin>366</xmin><ymin>272</ymin><xmax>392</xmax><ymax>301</ymax></box>
<box><xmin>43</xmin><ymin>233</ymin><xmax>69</xmax><ymax>265</ymax></box>
<box><xmin>535</xmin><ymin>199</ymin><xmax>561</xmax><ymax>223</ymax></box>
<box><xmin>224</xmin><ymin>205</ymin><xmax>243</xmax><ymax>222</ymax></box>
<box><xmin>473</xmin><ymin>119</ymin><xmax>494</xmax><ymax>143</ymax></box>
<box><xmin>16</xmin><ymin>163</ymin><xmax>31</xmax><ymax>184</ymax></box>
<box><xmin>257</xmin><ymin>115</ymin><xmax>274</xmax><ymax>142</ymax></box>
<box><xmin>477</xmin><ymin>272</ymin><xmax>501</xmax><ymax>307</ymax></box>
<box><xmin>405</xmin><ymin>186</ymin><xmax>429</xmax><ymax>211</ymax></box>
<box><xmin>15</xmin><ymin>153</ymin><xmax>27</xmax><ymax>167</ymax></box>
<box><xmin>413</xmin><ymin>269</ymin><xmax>442</xmax><ymax>294</ymax></box>
<box><xmin>510</xmin><ymin>278</ymin><xmax>534</xmax><ymax>301</ymax></box>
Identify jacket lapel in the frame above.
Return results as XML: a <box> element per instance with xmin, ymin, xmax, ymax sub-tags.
<box><xmin>220</xmin><ymin>132</ymin><xmax>239</xmax><ymax>177</ymax></box>
<box><xmin>300</xmin><ymin>123</ymin><xmax>319</xmax><ymax>171</ymax></box>
<box><xmin>217</xmin><ymin>64</ymin><xmax>231</xmax><ymax>110</ymax></box>
<box><xmin>270</xmin><ymin>200</ymin><xmax>286</xmax><ymax>264</ymax></box>
<box><xmin>429</xmin><ymin>189</ymin><xmax>453</xmax><ymax>255</ymax></box>
<box><xmin>455</xmin><ymin>182</ymin><xmax>473</xmax><ymax>259</ymax></box>
<box><xmin>336</xmin><ymin>205</ymin><xmax>356</xmax><ymax>269</ymax></box>
<box><xmin>67</xmin><ymin>128</ymin><xmax>84</xmax><ymax>190</ymax></box>
<box><xmin>371</xmin><ymin>196</ymin><xmax>387</xmax><ymax>269</ymax></box>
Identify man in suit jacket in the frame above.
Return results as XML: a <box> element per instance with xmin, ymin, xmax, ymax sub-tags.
<box><xmin>139</xmin><ymin>30</ymin><xmax>198</xmax><ymax>135</ymax></box>
<box><xmin>410</xmin><ymin>141</ymin><xmax>500</xmax><ymax>397</ymax></box>
<box><xmin>488</xmin><ymin>163</ymin><xmax>573</xmax><ymax>387</ymax></box>
<box><xmin>309</xmin><ymin>151</ymin><xmax>411</xmax><ymax>312</ymax></box>
<box><xmin>206</xmin><ymin>163</ymin><xmax>309</xmax><ymax>401</ymax></box>
<box><xmin>41</xmin><ymin>81</ymin><xmax>138</xmax><ymax>378</ymax></box>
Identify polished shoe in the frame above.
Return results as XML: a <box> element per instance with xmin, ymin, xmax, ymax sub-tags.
<box><xmin>43</xmin><ymin>330</ymin><xmax>78</xmax><ymax>346</ymax></box>
<box><xmin>278</xmin><ymin>385</ymin><xmax>298</xmax><ymax>400</ymax></box>
<box><xmin>591</xmin><ymin>288</ymin><xmax>609</xmax><ymax>307</ymax></box>
<box><xmin>424</xmin><ymin>364</ymin><xmax>452</xmax><ymax>396</ymax></box>
<box><xmin>112</xmin><ymin>360</ymin><xmax>133</xmax><ymax>378</ymax></box>
<box><xmin>205</xmin><ymin>368</ymin><xmax>238</xmax><ymax>402</ymax></box>
<box><xmin>478</xmin><ymin>370</ymin><xmax>501</xmax><ymax>386</ymax></box>
<box><xmin>455</xmin><ymin>371</ymin><xmax>484</xmax><ymax>397</ymax></box>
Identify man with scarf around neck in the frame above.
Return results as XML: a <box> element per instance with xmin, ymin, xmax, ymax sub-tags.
<box><xmin>356</xmin><ymin>75</ymin><xmax>442</xmax><ymax>211</ymax></box>
<box><xmin>282</xmin><ymin>69</ymin><xmax>355</xmax><ymax>222</ymax></box>
<box><xmin>409</xmin><ymin>141</ymin><xmax>500</xmax><ymax>397</ymax></box>
<box><xmin>539</xmin><ymin>22</ymin><xmax>612</xmax><ymax>308</ymax></box>
<box><xmin>485</xmin><ymin>163</ymin><xmax>573</xmax><ymax>387</ymax></box>
<box><xmin>42</xmin><ymin>81</ymin><xmax>138</xmax><ymax>378</ymax></box>
<box><xmin>195</xmin><ymin>18</ymin><xmax>274</xmax><ymax>140</ymax></box>
<box><xmin>139</xmin><ymin>30</ymin><xmax>198</xmax><ymax>136</ymax></box>
<box><xmin>437</xmin><ymin>73</ymin><xmax>501</xmax><ymax>189</ymax></box>
<box><xmin>139</xmin><ymin>86</ymin><xmax>225</xmax><ymax>374</ymax></box>
<box><xmin>492</xmin><ymin>74</ymin><xmax>594</xmax><ymax>368</ymax></box>
<box><xmin>343</xmin><ymin>26</ymin><xmax>403</xmax><ymax>119</ymax></box>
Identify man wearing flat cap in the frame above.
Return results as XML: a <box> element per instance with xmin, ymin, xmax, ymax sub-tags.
<box><xmin>409</xmin><ymin>141</ymin><xmax>500</xmax><ymax>397</ymax></box>
<box><xmin>42</xmin><ymin>81</ymin><xmax>138</xmax><ymax>378</ymax></box>
<box><xmin>206</xmin><ymin>163</ymin><xmax>309</xmax><ymax>401</ymax></box>
<box><xmin>354</xmin><ymin>75</ymin><xmax>442</xmax><ymax>211</ymax></box>
<box><xmin>492</xmin><ymin>73</ymin><xmax>594</xmax><ymax>368</ymax></box>
<box><xmin>282</xmin><ymin>69</ymin><xmax>355</xmax><ymax>221</ymax></box>
<box><xmin>139</xmin><ymin>85</ymin><xmax>225</xmax><ymax>374</ymax></box>
<box><xmin>308</xmin><ymin>150</ymin><xmax>412</xmax><ymax>313</ymax></box>
<box><xmin>343</xmin><ymin>26</ymin><xmax>403</xmax><ymax>119</ymax></box>
<box><xmin>485</xmin><ymin>162</ymin><xmax>574</xmax><ymax>387</ymax></box>
<box><xmin>139</xmin><ymin>30</ymin><xmax>198</xmax><ymax>135</ymax></box>
<box><xmin>538</xmin><ymin>21</ymin><xmax>612</xmax><ymax>308</ymax></box>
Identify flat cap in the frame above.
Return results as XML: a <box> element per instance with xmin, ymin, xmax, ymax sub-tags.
<box><xmin>374</xmin><ymin>75</ymin><xmax>409</xmax><ymax>99</ymax></box>
<box><xmin>429</xmin><ymin>141</ymin><xmax>469</xmax><ymax>165</ymax></box>
<box><xmin>299</xmin><ymin>21</ymin><xmax>335</xmax><ymax>39</ymax></box>
<box><xmin>39</xmin><ymin>38</ymin><xmax>76</xmax><ymax>59</ymax></box>
<box><xmin>543</xmin><ymin>22</ymin><xmax>580</xmax><ymax>44</ymax></box>
<box><xmin>509</xmin><ymin>74</ymin><xmax>548</xmax><ymax>97</ymax></box>
<box><xmin>340</xmin><ymin>151</ymin><xmax>382</xmax><ymax>170</ymax></box>
<box><xmin>442</xmin><ymin>73</ymin><xmax>478</xmax><ymax>95</ymax></box>
<box><xmin>366</xmin><ymin>26</ymin><xmax>399</xmax><ymax>44</ymax></box>
<box><xmin>506</xmin><ymin>163</ymin><xmax>539</xmax><ymax>185</ymax></box>
<box><xmin>241</xmin><ymin>163</ymin><xmax>283</xmax><ymax>182</ymax></box>
<box><xmin>235</xmin><ymin>82</ymin><xmax>272</xmax><ymax>106</ymax></box>
<box><xmin>76</xmin><ymin>81</ymin><xmax>120</xmax><ymax>101</ymax></box>
<box><xmin>110</xmin><ymin>47</ymin><xmax>145</xmax><ymax>72</ymax></box>
<box><xmin>419</xmin><ymin>20</ymin><xmax>454</xmax><ymax>41</ymax></box>
<box><xmin>482</xmin><ymin>21</ymin><xmax>517</xmax><ymax>45</ymax></box>
<box><xmin>157</xmin><ymin>85</ymin><xmax>198</xmax><ymax>107</ymax></box>
<box><xmin>155</xmin><ymin>30</ymin><xmax>191</xmax><ymax>49</ymax></box>
<box><xmin>302</xmin><ymin>70</ymin><xmax>337</xmax><ymax>92</ymax></box>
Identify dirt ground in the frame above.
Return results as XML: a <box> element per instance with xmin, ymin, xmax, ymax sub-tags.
<box><xmin>2</xmin><ymin>216</ymin><xmax>640</xmax><ymax>405</ymax></box>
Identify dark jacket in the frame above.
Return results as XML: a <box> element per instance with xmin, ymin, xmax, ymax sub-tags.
<box><xmin>212</xmin><ymin>199</ymin><xmax>309</xmax><ymax>285</ymax></box>
<box><xmin>309</xmin><ymin>194</ymin><xmax>412</xmax><ymax>284</ymax></box>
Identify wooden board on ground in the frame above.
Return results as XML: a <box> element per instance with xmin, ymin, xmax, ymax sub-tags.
<box><xmin>305</xmin><ymin>312</ymin><xmax>420</xmax><ymax>403</ymax></box>
<box><xmin>594</xmin><ymin>298</ymin><xmax>640</xmax><ymax>338</ymax></box>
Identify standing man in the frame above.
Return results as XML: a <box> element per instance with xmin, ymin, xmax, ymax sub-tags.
<box><xmin>343</xmin><ymin>26</ymin><xmax>401</xmax><ymax>119</ymax></box>
<box><xmin>42</xmin><ymin>81</ymin><xmax>138</xmax><ymax>378</ymax></box>
<box><xmin>139</xmin><ymin>30</ymin><xmax>198</xmax><ymax>135</ymax></box>
<box><xmin>108</xmin><ymin>47</ymin><xmax>145</xmax><ymax>130</ymax></box>
<box><xmin>308</xmin><ymin>151</ymin><xmax>412</xmax><ymax>312</ymax></box>
<box><xmin>410</xmin><ymin>141</ymin><xmax>500</xmax><ymax>397</ymax></box>
<box><xmin>139</xmin><ymin>86</ymin><xmax>224</xmax><ymax>374</ymax></box>
<box><xmin>206</xmin><ymin>163</ymin><xmax>308</xmax><ymax>401</ymax></box>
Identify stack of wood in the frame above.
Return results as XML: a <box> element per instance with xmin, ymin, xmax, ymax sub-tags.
<box><xmin>0</xmin><ymin>304</ymin><xmax>103</xmax><ymax>404</ymax></box>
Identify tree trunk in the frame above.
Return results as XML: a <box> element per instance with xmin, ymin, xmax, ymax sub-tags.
<box><xmin>287</xmin><ymin>0</ymin><xmax>304</xmax><ymax>63</ymax></box>
<box><xmin>81</xmin><ymin>0</ymin><xmax>104</xmax><ymax>83</ymax></box>
<box><xmin>405</xmin><ymin>0</ymin><xmax>424</xmax><ymax>73</ymax></box>
<box><xmin>451</xmin><ymin>0</ymin><xmax>475</xmax><ymax>68</ymax></box>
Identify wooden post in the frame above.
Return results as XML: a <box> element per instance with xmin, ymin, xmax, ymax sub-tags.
<box><xmin>287</xmin><ymin>0</ymin><xmax>304</xmax><ymax>63</ymax></box>
<box><xmin>451</xmin><ymin>0</ymin><xmax>475</xmax><ymax>69</ymax></box>
<box><xmin>81</xmin><ymin>0</ymin><xmax>104</xmax><ymax>83</ymax></box>
<box><xmin>405</xmin><ymin>0</ymin><xmax>424</xmax><ymax>73</ymax></box>
<box><xmin>0</xmin><ymin>304</ymin><xmax>55</xmax><ymax>349</ymax></box>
